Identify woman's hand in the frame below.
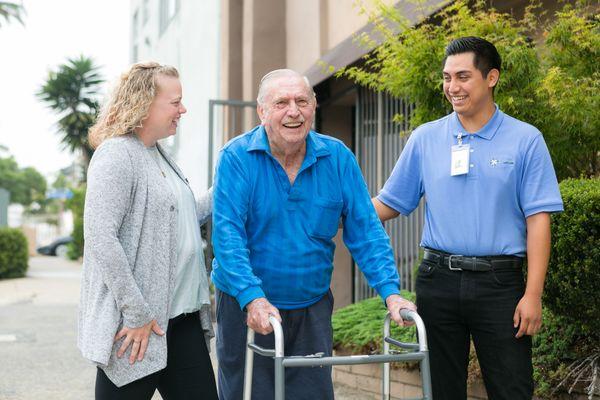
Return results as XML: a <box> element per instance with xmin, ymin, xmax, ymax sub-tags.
<box><xmin>114</xmin><ymin>319</ymin><xmax>165</xmax><ymax>365</ymax></box>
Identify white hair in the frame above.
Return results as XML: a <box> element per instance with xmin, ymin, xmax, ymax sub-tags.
<box><xmin>256</xmin><ymin>69</ymin><xmax>315</xmax><ymax>105</ymax></box>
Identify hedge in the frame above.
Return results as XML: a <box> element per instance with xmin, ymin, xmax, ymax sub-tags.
<box><xmin>0</xmin><ymin>227</ymin><xmax>29</xmax><ymax>279</ymax></box>
<box><xmin>544</xmin><ymin>178</ymin><xmax>600</xmax><ymax>334</ymax></box>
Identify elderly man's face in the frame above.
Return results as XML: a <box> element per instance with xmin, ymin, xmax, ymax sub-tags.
<box><xmin>257</xmin><ymin>75</ymin><xmax>316</xmax><ymax>151</ymax></box>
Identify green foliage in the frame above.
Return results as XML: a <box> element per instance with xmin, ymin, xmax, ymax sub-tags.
<box><xmin>37</xmin><ymin>56</ymin><xmax>103</xmax><ymax>172</ymax></box>
<box><xmin>339</xmin><ymin>0</ymin><xmax>599</xmax><ymax>179</ymax></box>
<box><xmin>0</xmin><ymin>1</ymin><xmax>25</xmax><ymax>27</ymax></box>
<box><xmin>0</xmin><ymin>149</ymin><xmax>47</xmax><ymax>207</ymax></box>
<box><xmin>532</xmin><ymin>306</ymin><xmax>600</xmax><ymax>398</ymax></box>
<box><xmin>536</xmin><ymin>6</ymin><xmax>600</xmax><ymax>178</ymax></box>
<box><xmin>65</xmin><ymin>186</ymin><xmax>85</xmax><ymax>260</ymax></box>
<box><xmin>332</xmin><ymin>291</ymin><xmax>416</xmax><ymax>354</ymax></box>
<box><xmin>544</xmin><ymin>178</ymin><xmax>600</xmax><ymax>335</ymax></box>
<box><xmin>0</xmin><ymin>227</ymin><xmax>28</xmax><ymax>279</ymax></box>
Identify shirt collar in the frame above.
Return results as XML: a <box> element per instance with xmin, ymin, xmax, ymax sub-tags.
<box><xmin>247</xmin><ymin>125</ymin><xmax>330</xmax><ymax>158</ymax></box>
<box><xmin>450</xmin><ymin>105</ymin><xmax>504</xmax><ymax>141</ymax></box>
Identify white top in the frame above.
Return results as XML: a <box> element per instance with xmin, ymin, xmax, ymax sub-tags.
<box><xmin>147</xmin><ymin>145</ymin><xmax>211</xmax><ymax>318</ymax></box>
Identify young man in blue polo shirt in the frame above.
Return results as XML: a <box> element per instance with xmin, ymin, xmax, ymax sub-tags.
<box><xmin>373</xmin><ymin>37</ymin><xmax>563</xmax><ymax>399</ymax></box>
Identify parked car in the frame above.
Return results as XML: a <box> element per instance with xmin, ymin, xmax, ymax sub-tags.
<box><xmin>37</xmin><ymin>236</ymin><xmax>73</xmax><ymax>258</ymax></box>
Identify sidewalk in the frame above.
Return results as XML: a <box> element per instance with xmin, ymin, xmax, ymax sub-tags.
<box><xmin>0</xmin><ymin>256</ymin><xmax>368</xmax><ymax>399</ymax></box>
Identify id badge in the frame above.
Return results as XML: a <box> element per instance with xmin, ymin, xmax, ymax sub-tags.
<box><xmin>451</xmin><ymin>144</ymin><xmax>470</xmax><ymax>176</ymax></box>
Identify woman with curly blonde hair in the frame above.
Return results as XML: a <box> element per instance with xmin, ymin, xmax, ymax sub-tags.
<box><xmin>79</xmin><ymin>61</ymin><xmax>218</xmax><ymax>399</ymax></box>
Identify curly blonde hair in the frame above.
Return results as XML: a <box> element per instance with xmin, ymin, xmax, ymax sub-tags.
<box><xmin>89</xmin><ymin>61</ymin><xmax>179</xmax><ymax>148</ymax></box>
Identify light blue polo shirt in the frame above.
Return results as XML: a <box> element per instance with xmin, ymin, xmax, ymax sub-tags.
<box><xmin>377</xmin><ymin>106</ymin><xmax>563</xmax><ymax>257</ymax></box>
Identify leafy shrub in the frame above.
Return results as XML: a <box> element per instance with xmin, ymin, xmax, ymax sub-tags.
<box><xmin>0</xmin><ymin>227</ymin><xmax>29</xmax><ymax>279</ymax></box>
<box><xmin>532</xmin><ymin>308</ymin><xmax>580</xmax><ymax>398</ymax></box>
<box><xmin>65</xmin><ymin>185</ymin><xmax>85</xmax><ymax>260</ymax></box>
<box><xmin>332</xmin><ymin>290</ymin><xmax>417</xmax><ymax>355</ymax></box>
<box><xmin>544</xmin><ymin>178</ymin><xmax>600</xmax><ymax>335</ymax></box>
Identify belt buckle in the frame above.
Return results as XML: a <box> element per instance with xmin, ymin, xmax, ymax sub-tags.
<box><xmin>448</xmin><ymin>254</ymin><xmax>463</xmax><ymax>271</ymax></box>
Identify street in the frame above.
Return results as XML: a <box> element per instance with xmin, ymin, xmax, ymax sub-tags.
<box><xmin>0</xmin><ymin>256</ymin><xmax>364</xmax><ymax>400</ymax></box>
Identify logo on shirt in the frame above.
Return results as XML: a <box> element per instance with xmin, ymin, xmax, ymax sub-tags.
<box><xmin>489</xmin><ymin>157</ymin><xmax>514</xmax><ymax>167</ymax></box>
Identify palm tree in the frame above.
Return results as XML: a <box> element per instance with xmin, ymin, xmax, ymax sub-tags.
<box><xmin>0</xmin><ymin>1</ymin><xmax>25</xmax><ymax>27</ymax></box>
<box><xmin>37</xmin><ymin>55</ymin><xmax>104</xmax><ymax>172</ymax></box>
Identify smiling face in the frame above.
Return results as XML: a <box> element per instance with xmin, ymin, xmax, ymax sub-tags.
<box><xmin>443</xmin><ymin>52</ymin><xmax>498</xmax><ymax>120</ymax></box>
<box><xmin>257</xmin><ymin>74</ymin><xmax>316</xmax><ymax>154</ymax></box>
<box><xmin>142</xmin><ymin>75</ymin><xmax>186</xmax><ymax>142</ymax></box>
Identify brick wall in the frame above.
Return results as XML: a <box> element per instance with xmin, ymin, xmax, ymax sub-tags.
<box><xmin>332</xmin><ymin>361</ymin><xmax>488</xmax><ymax>400</ymax></box>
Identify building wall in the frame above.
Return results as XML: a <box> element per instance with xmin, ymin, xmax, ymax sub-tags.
<box><xmin>130</xmin><ymin>0</ymin><xmax>220</xmax><ymax>195</ymax></box>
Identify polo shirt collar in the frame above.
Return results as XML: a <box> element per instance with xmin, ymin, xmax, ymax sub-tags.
<box><xmin>246</xmin><ymin>126</ymin><xmax>331</xmax><ymax>158</ymax></box>
<box><xmin>247</xmin><ymin>125</ymin><xmax>270</xmax><ymax>152</ymax></box>
<box><xmin>450</xmin><ymin>105</ymin><xmax>504</xmax><ymax>141</ymax></box>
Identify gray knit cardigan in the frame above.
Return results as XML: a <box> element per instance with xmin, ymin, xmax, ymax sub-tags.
<box><xmin>78</xmin><ymin>135</ymin><xmax>213</xmax><ymax>387</ymax></box>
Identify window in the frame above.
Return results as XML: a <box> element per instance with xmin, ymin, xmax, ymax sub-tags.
<box><xmin>132</xmin><ymin>44</ymin><xmax>139</xmax><ymax>63</ymax></box>
<box><xmin>159</xmin><ymin>0</ymin><xmax>180</xmax><ymax>35</ymax></box>
<box><xmin>132</xmin><ymin>9</ymin><xmax>139</xmax><ymax>41</ymax></box>
<box><xmin>142</xmin><ymin>0</ymin><xmax>149</xmax><ymax>25</ymax></box>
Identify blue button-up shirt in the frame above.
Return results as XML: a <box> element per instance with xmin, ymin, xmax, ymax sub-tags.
<box><xmin>377</xmin><ymin>107</ymin><xmax>563</xmax><ymax>256</ymax></box>
<box><xmin>212</xmin><ymin>126</ymin><xmax>400</xmax><ymax>310</ymax></box>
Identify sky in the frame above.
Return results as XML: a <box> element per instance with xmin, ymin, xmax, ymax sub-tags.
<box><xmin>0</xmin><ymin>0</ymin><xmax>130</xmax><ymax>180</ymax></box>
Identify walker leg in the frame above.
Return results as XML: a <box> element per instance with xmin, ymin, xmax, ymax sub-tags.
<box><xmin>274</xmin><ymin>356</ymin><xmax>285</xmax><ymax>400</ymax></box>
<box><xmin>420</xmin><ymin>351</ymin><xmax>433</xmax><ymax>400</ymax></box>
<box><xmin>382</xmin><ymin>314</ymin><xmax>391</xmax><ymax>400</ymax></box>
<box><xmin>243</xmin><ymin>329</ymin><xmax>255</xmax><ymax>400</ymax></box>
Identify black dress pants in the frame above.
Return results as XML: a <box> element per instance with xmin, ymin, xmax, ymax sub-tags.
<box><xmin>95</xmin><ymin>311</ymin><xmax>218</xmax><ymax>400</ymax></box>
<box><xmin>416</xmin><ymin>259</ymin><xmax>533</xmax><ymax>400</ymax></box>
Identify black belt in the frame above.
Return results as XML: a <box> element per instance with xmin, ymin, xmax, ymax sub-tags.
<box><xmin>423</xmin><ymin>248</ymin><xmax>523</xmax><ymax>272</ymax></box>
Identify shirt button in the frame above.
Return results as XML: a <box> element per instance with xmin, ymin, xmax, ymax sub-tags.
<box><xmin>170</xmin><ymin>205</ymin><xmax>175</xmax><ymax>211</ymax></box>
<box><xmin>470</xmin><ymin>164</ymin><xmax>474</xmax><ymax>168</ymax></box>
<box><xmin>470</xmin><ymin>149</ymin><xmax>474</xmax><ymax>153</ymax></box>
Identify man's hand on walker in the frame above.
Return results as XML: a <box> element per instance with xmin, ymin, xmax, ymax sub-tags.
<box><xmin>246</xmin><ymin>297</ymin><xmax>282</xmax><ymax>335</ymax></box>
<box><xmin>115</xmin><ymin>319</ymin><xmax>165</xmax><ymax>365</ymax></box>
<box><xmin>386</xmin><ymin>294</ymin><xmax>417</xmax><ymax>326</ymax></box>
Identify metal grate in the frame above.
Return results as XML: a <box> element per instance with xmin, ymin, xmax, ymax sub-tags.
<box><xmin>207</xmin><ymin>99</ymin><xmax>258</xmax><ymax>186</ymax></box>
<box><xmin>354</xmin><ymin>87</ymin><xmax>425</xmax><ymax>301</ymax></box>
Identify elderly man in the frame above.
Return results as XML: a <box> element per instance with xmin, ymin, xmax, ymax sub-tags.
<box><xmin>211</xmin><ymin>69</ymin><xmax>416</xmax><ymax>399</ymax></box>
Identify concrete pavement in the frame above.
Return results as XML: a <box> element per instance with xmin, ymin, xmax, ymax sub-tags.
<box><xmin>0</xmin><ymin>256</ymin><xmax>364</xmax><ymax>400</ymax></box>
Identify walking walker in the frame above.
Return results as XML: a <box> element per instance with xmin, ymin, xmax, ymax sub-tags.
<box><xmin>243</xmin><ymin>309</ymin><xmax>432</xmax><ymax>400</ymax></box>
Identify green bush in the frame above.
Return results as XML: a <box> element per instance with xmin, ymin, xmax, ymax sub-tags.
<box><xmin>544</xmin><ymin>178</ymin><xmax>600</xmax><ymax>335</ymax></box>
<box><xmin>532</xmin><ymin>308</ymin><xmax>581</xmax><ymax>398</ymax></box>
<box><xmin>332</xmin><ymin>290</ymin><xmax>417</xmax><ymax>355</ymax></box>
<box><xmin>0</xmin><ymin>227</ymin><xmax>29</xmax><ymax>279</ymax></box>
<box><xmin>65</xmin><ymin>185</ymin><xmax>85</xmax><ymax>260</ymax></box>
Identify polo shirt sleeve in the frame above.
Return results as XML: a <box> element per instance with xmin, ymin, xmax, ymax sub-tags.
<box><xmin>377</xmin><ymin>132</ymin><xmax>424</xmax><ymax>215</ymax></box>
<box><xmin>519</xmin><ymin>134</ymin><xmax>564</xmax><ymax>217</ymax></box>
<box><xmin>340</xmin><ymin>150</ymin><xmax>401</xmax><ymax>301</ymax></box>
<box><xmin>211</xmin><ymin>149</ymin><xmax>265</xmax><ymax>309</ymax></box>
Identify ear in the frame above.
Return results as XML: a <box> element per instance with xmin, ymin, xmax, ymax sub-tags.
<box><xmin>487</xmin><ymin>69</ymin><xmax>500</xmax><ymax>89</ymax></box>
<box><xmin>257</xmin><ymin>104</ymin><xmax>266</xmax><ymax>125</ymax></box>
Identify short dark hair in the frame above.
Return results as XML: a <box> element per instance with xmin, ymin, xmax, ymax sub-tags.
<box><xmin>443</xmin><ymin>36</ymin><xmax>502</xmax><ymax>78</ymax></box>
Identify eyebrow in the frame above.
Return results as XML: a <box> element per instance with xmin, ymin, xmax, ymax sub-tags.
<box><xmin>443</xmin><ymin>70</ymin><xmax>472</xmax><ymax>75</ymax></box>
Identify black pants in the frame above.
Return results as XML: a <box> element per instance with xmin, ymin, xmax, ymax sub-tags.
<box><xmin>416</xmin><ymin>259</ymin><xmax>533</xmax><ymax>400</ymax></box>
<box><xmin>216</xmin><ymin>289</ymin><xmax>335</xmax><ymax>400</ymax></box>
<box><xmin>95</xmin><ymin>311</ymin><xmax>218</xmax><ymax>400</ymax></box>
